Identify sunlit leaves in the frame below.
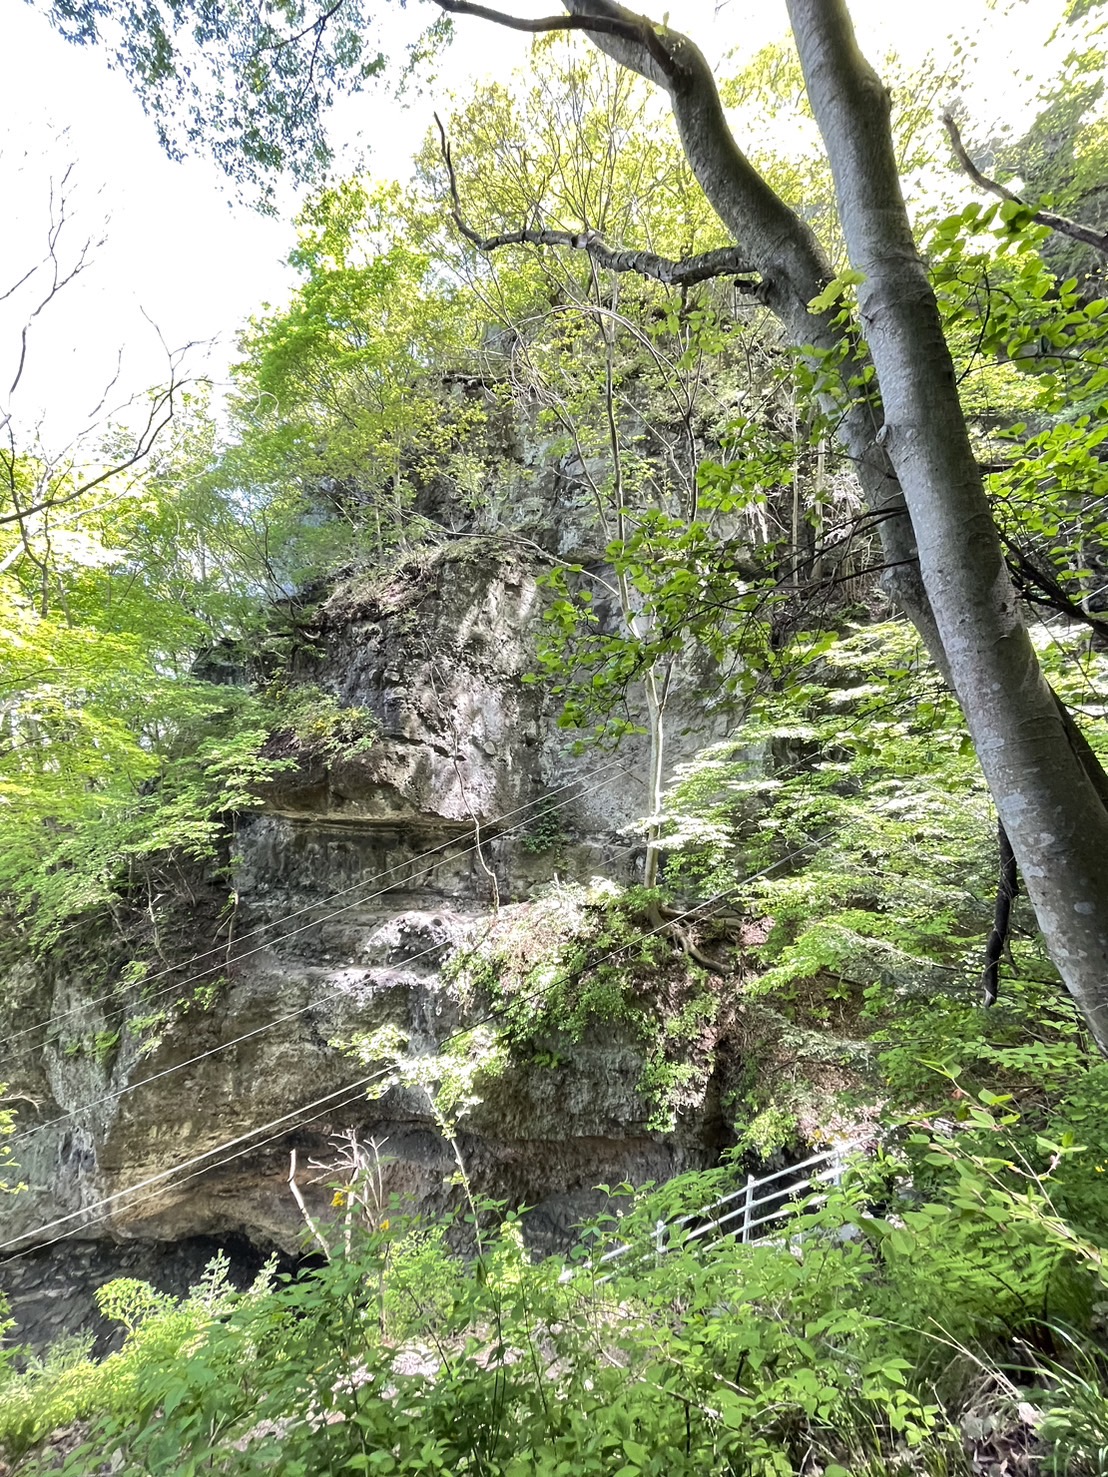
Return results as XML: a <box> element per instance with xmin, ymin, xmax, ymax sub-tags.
<box><xmin>927</xmin><ymin>201</ymin><xmax>1108</xmax><ymax>628</ymax></box>
<box><xmin>0</xmin><ymin>577</ymin><xmax>287</xmax><ymax>945</ymax></box>
<box><xmin>234</xmin><ymin>180</ymin><xmax>488</xmax><ymax>560</ymax></box>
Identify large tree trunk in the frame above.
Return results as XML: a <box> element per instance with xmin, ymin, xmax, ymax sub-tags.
<box><xmin>787</xmin><ymin>0</ymin><xmax>1108</xmax><ymax>1047</ymax></box>
<box><xmin>550</xmin><ymin>0</ymin><xmax>1108</xmax><ymax>1048</ymax></box>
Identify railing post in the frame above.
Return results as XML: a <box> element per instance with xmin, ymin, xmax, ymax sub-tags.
<box><xmin>654</xmin><ymin>1218</ymin><xmax>666</xmax><ymax>1262</ymax></box>
<box><xmin>740</xmin><ymin>1172</ymin><xmax>756</xmax><ymax>1243</ymax></box>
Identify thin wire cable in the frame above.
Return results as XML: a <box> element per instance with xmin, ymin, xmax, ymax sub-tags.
<box><xmin>0</xmin><ymin>832</ymin><xmax>826</xmax><ymax>1266</ymax></box>
<box><xmin>9</xmin><ymin>830</ymin><xmax>642</xmax><ymax>1151</ymax></box>
<box><xmin>0</xmin><ymin>1074</ymin><xmax>391</xmax><ymax>1261</ymax></box>
<box><xmin>0</xmin><ymin>757</ymin><xmax>633</xmax><ymax>1067</ymax></box>
<box><xmin>3</xmin><ymin>1080</ymin><xmax>388</xmax><ymax>1265</ymax></box>
<box><xmin>8</xmin><ymin>769</ymin><xmax>636</xmax><ymax>1149</ymax></box>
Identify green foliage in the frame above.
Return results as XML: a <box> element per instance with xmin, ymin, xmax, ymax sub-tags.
<box><xmin>128</xmin><ymin>975</ymin><xmax>226</xmax><ymax>1059</ymax></box>
<box><xmin>0</xmin><ymin>389</ymin><xmax>332</xmax><ymax>946</ymax></box>
<box><xmin>8</xmin><ymin>1101</ymin><xmax>1108</xmax><ymax>1477</ymax></box>
<box><xmin>345</xmin><ymin>1022</ymin><xmax>507</xmax><ymax>1139</ymax></box>
<box><xmin>234</xmin><ymin>180</ymin><xmax>491</xmax><ymax>559</ymax></box>
<box><xmin>265</xmin><ymin>681</ymin><xmax>378</xmax><ymax>760</ymax></box>
<box><xmin>60</xmin><ymin>1028</ymin><xmax>123</xmax><ymax>1065</ymax></box>
<box><xmin>663</xmin><ymin>621</ymin><xmax>995</xmax><ymax>971</ymax></box>
<box><xmin>36</xmin><ymin>0</ymin><xmax>390</xmax><ymax>204</ymax></box>
<box><xmin>0</xmin><ymin>381</ymin><xmax>382</xmax><ymax>950</ymax></box>
<box><xmin>868</xmin><ymin>983</ymin><xmax>1086</xmax><ymax>1114</ymax></box>
<box><xmin>1044</xmin><ymin>1062</ymin><xmax>1108</xmax><ymax>1243</ymax></box>
<box><xmin>929</xmin><ymin>198</ymin><xmax>1108</xmax><ymax>418</ymax></box>
<box><xmin>0</xmin><ymin>1253</ymin><xmax>276</xmax><ymax>1463</ymax></box>
<box><xmin>442</xmin><ymin>882</ymin><xmax>724</xmax><ymax>1131</ymax></box>
<box><xmin>94</xmin><ymin>1279</ymin><xmax>174</xmax><ymax>1335</ymax></box>
<box><xmin>0</xmin><ymin>1086</ymin><xmax>23</xmax><ymax>1197</ymax></box>
<box><xmin>654</xmin><ymin>619</ymin><xmax>1108</xmax><ymax>1142</ymax></box>
<box><xmin>991</xmin><ymin>4</ymin><xmax>1108</xmax><ymax>292</ymax></box>
<box><xmin>927</xmin><ymin>200</ymin><xmax>1108</xmax><ymax>642</ymax></box>
<box><xmin>518</xmin><ymin>796</ymin><xmax>568</xmax><ymax>856</ymax></box>
<box><xmin>1037</xmin><ymin>1334</ymin><xmax>1108</xmax><ymax>1475</ymax></box>
<box><xmin>0</xmin><ymin>609</ymin><xmax>291</xmax><ymax>947</ymax></box>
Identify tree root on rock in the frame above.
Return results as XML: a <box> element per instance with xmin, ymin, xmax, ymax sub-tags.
<box><xmin>668</xmin><ymin>920</ymin><xmax>733</xmax><ymax>975</ymax></box>
<box><xmin>644</xmin><ymin>901</ymin><xmax>739</xmax><ymax>975</ymax></box>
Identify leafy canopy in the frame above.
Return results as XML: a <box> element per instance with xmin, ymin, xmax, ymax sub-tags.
<box><xmin>39</xmin><ymin>0</ymin><xmax>395</xmax><ymax>203</ymax></box>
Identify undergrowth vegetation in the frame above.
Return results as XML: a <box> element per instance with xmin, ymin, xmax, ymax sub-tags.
<box><xmin>434</xmin><ymin>881</ymin><xmax>726</xmax><ymax>1133</ymax></box>
<box><xmin>2</xmin><ymin>1097</ymin><xmax>1108</xmax><ymax>1476</ymax></box>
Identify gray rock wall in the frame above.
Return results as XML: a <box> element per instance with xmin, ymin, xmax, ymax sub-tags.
<box><xmin>0</xmin><ymin>540</ymin><xmax>735</xmax><ymax>1349</ymax></box>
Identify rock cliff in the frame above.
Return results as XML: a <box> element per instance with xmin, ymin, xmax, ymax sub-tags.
<box><xmin>0</xmin><ymin>436</ymin><xmax>740</xmax><ymax>1348</ymax></box>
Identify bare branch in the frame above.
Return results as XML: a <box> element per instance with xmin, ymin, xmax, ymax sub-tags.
<box><xmin>943</xmin><ymin>112</ymin><xmax>1108</xmax><ymax>259</ymax></box>
<box><xmin>3</xmin><ymin>163</ymin><xmax>105</xmax><ymax>414</ymax></box>
<box><xmin>432</xmin><ymin>0</ymin><xmax>679</xmax><ymax>79</ymax></box>
<box><xmin>0</xmin><ymin>370</ymin><xmax>185</xmax><ymax>528</ymax></box>
<box><xmin>1001</xmin><ymin>529</ymin><xmax>1108</xmax><ymax>645</ymax></box>
<box><xmin>81</xmin><ymin>348</ymin><xmax>124</xmax><ymax>429</ymax></box>
<box><xmin>0</xmin><ymin>264</ymin><xmax>39</xmax><ymax>308</ymax></box>
<box><xmin>435</xmin><ymin>115</ymin><xmax>759</xmax><ymax>289</ymax></box>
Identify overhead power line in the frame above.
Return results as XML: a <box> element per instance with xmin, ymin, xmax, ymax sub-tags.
<box><xmin>0</xmin><ymin>755</ymin><xmax>633</xmax><ymax>1069</ymax></box>
<box><xmin>0</xmin><ymin>832</ymin><xmax>826</xmax><ymax>1266</ymax></box>
<box><xmin>6</xmin><ymin>761</ymin><xmax>634</xmax><ymax>1150</ymax></box>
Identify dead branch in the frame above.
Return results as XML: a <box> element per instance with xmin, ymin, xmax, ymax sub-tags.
<box><xmin>656</xmin><ymin>900</ymin><xmax>746</xmax><ymax>929</ymax></box>
<box><xmin>435</xmin><ymin>115</ymin><xmax>760</xmax><ymax>291</ymax></box>
<box><xmin>288</xmin><ymin>1148</ymin><xmax>333</xmax><ymax>1260</ymax></box>
<box><xmin>943</xmin><ymin>112</ymin><xmax>1108</xmax><ymax>259</ymax></box>
<box><xmin>4</xmin><ymin>163</ymin><xmax>104</xmax><ymax>417</ymax></box>
<box><xmin>0</xmin><ymin>361</ymin><xmax>189</xmax><ymax>528</ymax></box>
<box><xmin>1000</xmin><ymin>532</ymin><xmax>1108</xmax><ymax>648</ymax></box>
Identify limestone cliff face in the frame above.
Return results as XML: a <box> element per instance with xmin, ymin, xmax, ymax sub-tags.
<box><xmin>0</xmin><ymin>496</ymin><xmax>734</xmax><ymax>1348</ymax></box>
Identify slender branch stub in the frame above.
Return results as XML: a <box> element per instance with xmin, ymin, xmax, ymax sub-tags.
<box><xmin>435</xmin><ymin>115</ymin><xmax>760</xmax><ymax>291</ymax></box>
<box><xmin>982</xmin><ymin>820</ymin><xmax>1018</xmax><ymax>1007</ymax></box>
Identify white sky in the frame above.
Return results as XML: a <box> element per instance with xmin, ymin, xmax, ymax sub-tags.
<box><xmin>0</xmin><ymin>0</ymin><xmax>1066</xmax><ymax>453</ymax></box>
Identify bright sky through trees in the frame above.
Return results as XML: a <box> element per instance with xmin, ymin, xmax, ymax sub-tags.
<box><xmin>0</xmin><ymin>0</ymin><xmax>1064</xmax><ymax>448</ymax></box>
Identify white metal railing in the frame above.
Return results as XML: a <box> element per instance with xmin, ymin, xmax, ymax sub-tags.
<box><xmin>575</xmin><ymin>1143</ymin><xmax>855</xmax><ymax>1281</ymax></box>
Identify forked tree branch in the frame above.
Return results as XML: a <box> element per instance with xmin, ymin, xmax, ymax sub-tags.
<box><xmin>1000</xmin><ymin>529</ymin><xmax>1108</xmax><ymax>646</ymax></box>
<box><xmin>0</xmin><ymin>368</ymin><xmax>186</xmax><ymax>527</ymax></box>
<box><xmin>435</xmin><ymin>115</ymin><xmax>760</xmax><ymax>289</ymax></box>
<box><xmin>2</xmin><ymin>162</ymin><xmax>106</xmax><ymax>435</ymax></box>
<box><xmin>943</xmin><ymin>112</ymin><xmax>1108</xmax><ymax>259</ymax></box>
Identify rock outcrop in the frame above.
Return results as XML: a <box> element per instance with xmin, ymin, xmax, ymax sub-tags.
<box><xmin>1</xmin><ymin>532</ymin><xmax>737</xmax><ymax>1347</ymax></box>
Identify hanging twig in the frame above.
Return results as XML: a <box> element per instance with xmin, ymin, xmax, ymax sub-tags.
<box><xmin>982</xmin><ymin>820</ymin><xmax>1019</xmax><ymax>1007</ymax></box>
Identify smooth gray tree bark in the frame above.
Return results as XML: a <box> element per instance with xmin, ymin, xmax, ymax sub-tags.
<box><xmin>554</xmin><ymin>0</ymin><xmax>944</xmax><ymax>665</ymax></box>
<box><xmin>786</xmin><ymin>0</ymin><xmax>1108</xmax><ymax>1048</ymax></box>
<box><xmin>439</xmin><ymin>0</ymin><xmax>1108</xmax><ymax>1049</ymax></box>
<box><xmin>550</xmin><ymin>0</ymin><xmax>1108</xmax><ymax>1049</ymax></box>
